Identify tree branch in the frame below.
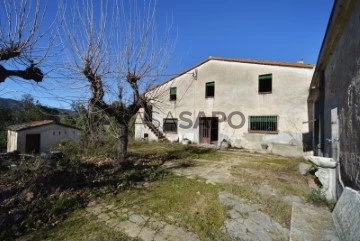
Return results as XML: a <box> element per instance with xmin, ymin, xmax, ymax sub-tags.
<box><xmin>0</xmin><ymin>65</ymin><xmax>43</xmax><ymax>83</ymax></box>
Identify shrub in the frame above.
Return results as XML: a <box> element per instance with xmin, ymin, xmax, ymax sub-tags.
<box><xmin>50</xmin><ymin>196</ymin><xmax>81</xmax><ymax>215</ymax></box>
<box><xmin>307</xmin><ymin>189</ymin><xmax>336</xmax><ymax>210</ymax></box>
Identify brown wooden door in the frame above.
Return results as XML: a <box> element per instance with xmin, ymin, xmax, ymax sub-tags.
<box><xmin>25</xmin><ymin>134</ymin><xmax>41</xmax><ymax>153</ymax></box>
<box><xmin>199</xmin><ymin>118</ymin><xmax>211</xmax><ymax>144</ymax></box>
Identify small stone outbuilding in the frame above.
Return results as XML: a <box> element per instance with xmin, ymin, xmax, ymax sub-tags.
<box><xmin>7</xmin><ymin>120</ymin><xmax>81</xmax><ymax>154</ymax></box>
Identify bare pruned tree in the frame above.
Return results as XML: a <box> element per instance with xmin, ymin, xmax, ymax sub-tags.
<box><xmin>0</xmin><ymin>0</ymin><xmax>57</xmax><ymax>84</ymax></box>
<box><xmin>61</xmin><ymin>0</ymin><xmax>174</xmax><ymax>162</ymax></box>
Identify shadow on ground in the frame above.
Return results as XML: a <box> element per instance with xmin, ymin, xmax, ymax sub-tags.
<box><xmin>0</xmin><ymin>152</ymin><xmax>169</xmax><ymax>240</ymax></box>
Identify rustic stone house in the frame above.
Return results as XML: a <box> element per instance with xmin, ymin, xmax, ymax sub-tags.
<box><xmin>135</xmin><ymin>56</ymin><xmax>315</xmax><ymax>156</ymax></box>
<box><xmin>7</xmin><ymin>120</ymin><xmax>81</xmax><ymax>153</ymax></box>
<box><xmin>308</xmin><ymin>0</ymin><xmax>360</xmax><ymax>194</ymax></box>
<box><xmin>306</xmin><ymin>0</ymin><xmax>360</xmax><ymax>240</ymax></box>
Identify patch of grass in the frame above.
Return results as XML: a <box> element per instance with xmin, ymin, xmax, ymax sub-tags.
<box><xmin>307</xmin><ymin>189</ymin><xmax>327</xmax><ymax>205</ymax></box>
<box><xmin>119</xmin><ymin>215</ymin><xmax>129</xmax><ymax>222</ymax></box>
<box><xmin>49</xmin><ymin>196</ymin><xmax>82</xmax><ymax>215</ymax></box>
<box><xmin>17</xmin><ymin>210</ymin><xmax>137</xmax><ymax>241</ymax></box>
<box><xmin>128</xmin><ymin>141</ymin><xmax>226</xmax><ymax>161</ymax></box>
<box><xmin>112</xmin><ymin>175</ymin><xmax>231</xmax><ymax>241</ymax></box>
<box><xmin>237</xmin><ymin>156</ymin><xmax>301</xmax><ymax>173</ymax></box>
<box><xmin>232</xmin><ymin>156</ymin><xmax>310</xmax><ymax>200</ymax></box>
<box><xmin>219</xmin><ymin>183</ymin><xmax>292</xmax><ymax>227</ymax></box>
<box><xmin>226</xmin><ymin>156</ymin><xmax>310</xmax><ymax>228</ymax></box>
<box><xmin>307</xmin><ymin>189</ymin><xmax>336</xmax><ymax>210</ymax></box>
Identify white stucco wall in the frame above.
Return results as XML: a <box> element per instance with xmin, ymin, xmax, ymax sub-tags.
<box><xmin>7</xmin><ymin>130</ymin><xmax>18</xmax><ymax>152</ymax></box>
<box><xmin>135</xmin><ymin>59</ymin><xmax>314</xmax><ymax>156</ymax></box>
<box><xmin>8</xmin><ymin>124</ymin><xmax>81</xmax><ymax>153</ymax></box>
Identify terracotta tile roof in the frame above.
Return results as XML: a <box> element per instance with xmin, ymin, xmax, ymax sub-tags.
<box><xmin>146</xmin><ymin>56</ymin><xmax>314</xmax><ymax>93</ymax></box>
<box><xmin>7</xmin><ymin>120</ymin><xmax>80</xmax><ymax>131</ymax></box>
<box><xmin>208</xmin><ymin>56</ymin><xmax>314</xmax><ymax>69</ymax></box>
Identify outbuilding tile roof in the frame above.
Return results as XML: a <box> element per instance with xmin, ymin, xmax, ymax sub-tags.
<box><xmin>7</xmin><ymin>120</ymin><xmax>80</xmax><ymax>131</ymax></box>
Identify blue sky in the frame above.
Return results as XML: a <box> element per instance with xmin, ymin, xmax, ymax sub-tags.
<box><xmin>1</xmin><ymin>0</ymin><xmax>334</xmax><ymax>109</ymax></box>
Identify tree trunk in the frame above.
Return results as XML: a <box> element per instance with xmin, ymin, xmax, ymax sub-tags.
<box><xmin>118</xmin><ymin>123</ymin><xmax>129</xmax><ymax>163</ymax></box>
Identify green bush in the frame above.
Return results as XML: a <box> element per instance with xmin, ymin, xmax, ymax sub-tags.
<box><xmin>307</xmin><ymin>189</ymin><xmax>327</xmax><ymax>205</ymax></box>
<box><xmin>307</xmin><ymin>189</ymin><xmax>336</xmax><ymax>210</ymax></box>
<box><xmin>50</xmin><ymin>196</ymin><xmax>81</xmax><ymax>215</ymax></box>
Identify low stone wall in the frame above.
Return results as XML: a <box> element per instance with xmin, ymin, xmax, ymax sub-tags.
<box><xmin>332</xmin><ymin>187</ymin><xmax>360</xmax><ymax>241</ymax></box>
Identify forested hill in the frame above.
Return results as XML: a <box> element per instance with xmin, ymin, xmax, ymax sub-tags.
<box><xmin>0</xmin><ymin>97</ymin><xmax>23</xmax><ymax>110</ymax></box>
<box><xmin>0</xmin><ymin>97</ymin><xmax>72</xmax><ymax>113</ymax></box>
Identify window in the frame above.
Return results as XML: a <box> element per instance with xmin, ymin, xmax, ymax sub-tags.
<box><xmin>170</xmin><ymin>87</ymin><xmax>177</xmax><ymax>101</ymax></box>
<box><xmin>163</xmin><ymin>118</ymin><xmax>178</xmax><ymax>133</ymax></box>
<box><xmin>205</xmin><ymin>82</ymin><xmax>215</xmax><ymax>98</ymax></box>
<box><xmin>249</xmin><ymin>116</ymin><xmax>278</xmax><ymax>133</ymax></box>
<box><xmin>259</xmin><ymin>74</ymin><xmax>272</xmax><ymax>93</ymax></box>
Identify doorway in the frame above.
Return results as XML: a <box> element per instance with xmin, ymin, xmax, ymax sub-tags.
<box><xmin>25</xmin><ymin>134</ymin><xmax>41</xmax><ymax>154</ymax></box>
<box><xmin>199</xmin><ymin>117</ymin><xmax>218</xmax><ymax>144</ymax></box>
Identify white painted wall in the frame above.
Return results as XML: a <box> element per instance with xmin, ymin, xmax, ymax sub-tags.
<box><xmin>7</xmin><ymin>124</ymin><xmax>81</xmax><ymax>153</ymax></box>
<box><xmin>135</xmin><ymin>59</ymin><xmax>314</xmax><ymax>156</ymax></box>
<box><xmin>7</xmin><ymin>130</ymin><xmax>17</xmax><ymax>152</ymax></box>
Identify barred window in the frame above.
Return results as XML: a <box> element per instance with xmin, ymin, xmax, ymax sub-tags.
<box><xmin>163</xmin><ymin>118</ymin><xmax>178</xmax><ymax>133</ymax></box>
<box><xmin>249</xmin><ymin>116</ymin><xmax>278</xmax><ymax>133</ymax></box>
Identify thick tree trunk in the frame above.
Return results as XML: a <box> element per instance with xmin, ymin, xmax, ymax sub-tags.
<box><xmin>118</xmin><ymin>124</ymin><xmax>129</xmax><ymax>163</ymax></box>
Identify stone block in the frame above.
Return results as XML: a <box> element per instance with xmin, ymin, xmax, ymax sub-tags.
<box><xmin>332</xmin><ymin>187</ymin><xmax>360</xmax><ymax>241</ymax></box>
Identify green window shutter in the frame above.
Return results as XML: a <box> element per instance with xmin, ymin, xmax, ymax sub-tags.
<box><xmin>267</xmin><ymin>116</ymin><xmax>277</xmax><ymax>123</ymax></box>
<box><xmin>259</xmin><ymin>74</ymin><xmax>272</xmax><ymax>80</ymax></box>
<box><xmin>170</xmin><ymin>87</ymin><xmax>176</xmax><ymax>95</ymax></box>
<box><xmin>206</xmin><ymin>82</ymin><xmax>215</xmax><ymax>87</ymax></box>
<box><xmin>250</xmin><ymin>116</ymin><xmax>277</xmax><ymax>123</ymax></box>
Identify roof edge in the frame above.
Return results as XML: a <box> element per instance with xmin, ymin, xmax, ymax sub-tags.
<box><xmin>146</xmin><ymin>56</ymin><xmax>314</xmax><ymax>93</ymax></box>
<box><xmin>309</xmin><ymin>0</ymin><xmax>358</xmax><ymax>91</ymax></box>
<box><xmin>7</xmin><ymin>120</ymin><xmax>82</xmax><ymax>132</ymax></box>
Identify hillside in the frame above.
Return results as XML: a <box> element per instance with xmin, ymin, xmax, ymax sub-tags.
<box><xmin>0</xmin><ymin>97</ymin><xmax>72</xmax><ymax>114</ymax></box>
<box><xmin>0</xmin><ymin>97</ymin><xmax>23</xmax><ymax>110</ymax></box>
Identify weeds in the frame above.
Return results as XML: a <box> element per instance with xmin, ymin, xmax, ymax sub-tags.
<box><xmin>50</xmin><ymin>196</ymin><xmax>82</xmax><ymax>215</ymax></box>
<box><xmin>306</xmin><ymin>189</ymin><xmax>336</xmax><ymax>210</ymax></box>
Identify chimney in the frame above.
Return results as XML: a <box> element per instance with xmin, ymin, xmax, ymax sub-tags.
<box><xmin>297</xmin><ymin>59</ymin><xmax>304</xmax><ymax>64</ymax></box>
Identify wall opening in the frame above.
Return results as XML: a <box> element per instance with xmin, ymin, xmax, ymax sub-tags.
<box><xmin>199</xmin><ymin>117</ymin><xmax>218</xmax><ymax>144</ymax></box>
<box><xmin>205</xmin><ymin>82</ymin><xmax>215</xmax><ymax>98</ymax></box>
<box><xmin>25</xmin><ymin>134</ymin><xmax>41</xmax><ymax>154</ymax></box>
<box><xmin>259</xmin><ymin>74</ymin><xmax>272</xmax><ymax>93</ymax></box>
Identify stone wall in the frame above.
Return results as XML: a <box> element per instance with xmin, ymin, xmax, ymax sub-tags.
<box><xmin>324</xmin><ymin>0</ymin><xmax>360</xmax><ymax>190</ymax></box>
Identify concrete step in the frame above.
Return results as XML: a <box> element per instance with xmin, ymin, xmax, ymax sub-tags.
<box><xmin>290</xmin><ymin>202</ymin><xmax>340</xmax><ymax>241</ymax></box>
